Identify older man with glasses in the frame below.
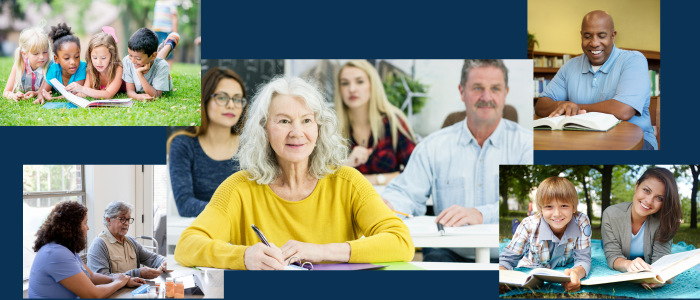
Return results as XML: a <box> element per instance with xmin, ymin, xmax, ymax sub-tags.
<box><xmin>87</xmin><ymin>201</ymin><xmax>169</xmax><ymax>279</ymax></box>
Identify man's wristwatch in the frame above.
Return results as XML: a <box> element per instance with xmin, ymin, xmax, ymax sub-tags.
<box><xmin>376</xmin><ymin>174</ymin><xmax>386</xmax><ymax>185</ymax></box>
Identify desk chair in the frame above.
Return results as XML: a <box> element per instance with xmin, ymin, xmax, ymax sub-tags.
<box><xmin>650</xmin><ymin>96</ymin><xmax>660</xmax><ymax>149</ymax></box>
<box><xmin>441</xmin><ymin>104</ymin><xmax>519</xmax><ymax>128</ymax></box>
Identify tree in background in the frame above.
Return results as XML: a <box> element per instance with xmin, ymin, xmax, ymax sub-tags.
<box><xmin>674</xmin><ymin>165</ymin><xmax>699</xmax><ymax>229</ymax></box>
<box><xmin>13</xmin><ymin>0</ymin><xmax>199</xmax><ymax>63</ymax></box>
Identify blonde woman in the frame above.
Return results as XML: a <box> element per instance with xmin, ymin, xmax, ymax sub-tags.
<box><xmin>174</xmin><ymin>76</ymin><xmax>414</xmax><ymax>270</ymax></box>
<box><xmin>334</xmin><ymin>60</ymin><xmax>417</xmax><ymax>186</ymax></box>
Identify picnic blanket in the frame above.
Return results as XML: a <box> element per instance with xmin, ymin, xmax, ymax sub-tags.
<box><xmin>499</xmin><ymin>239</ymin><xmax>700</xmax><ymax>298</ymax></box>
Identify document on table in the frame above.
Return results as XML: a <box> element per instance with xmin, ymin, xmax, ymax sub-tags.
<box><xmin>403</xmin><ymin>216</ymin><xmax>498</xmax><ymax>236</ymax></box>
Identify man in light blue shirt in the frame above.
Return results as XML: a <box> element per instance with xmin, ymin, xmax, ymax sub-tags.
<box><xmin>535</xmin><ymin>10</ymin><xmax>656</xmax><ymax>150</ymax></box>
<box><xmin>382</xmin><ymin>59</ymin><xmax>533</xmax><ymax>262</ymax></box>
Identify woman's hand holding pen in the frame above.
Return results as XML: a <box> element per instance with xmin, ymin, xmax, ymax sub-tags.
<box><xmin>244</xmin><ymin>242</ymin><xmax>286</xmax><ymax>270</ymax></box>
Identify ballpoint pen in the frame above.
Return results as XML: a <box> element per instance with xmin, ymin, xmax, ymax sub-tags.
<box><xmin>251</xmin><ymin>224</ymin><xmax>271</xmax><ymax>247</ymax></box>
<box><xmin>437</xmin><ymin>222</ymin><xmax>445</xmax><ymax>236</ymax></box>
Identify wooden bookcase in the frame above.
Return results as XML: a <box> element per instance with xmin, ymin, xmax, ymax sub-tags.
<box><xmin>531</xmin><ymin>48</ymin><xmax>660</xmax><ymax>106</ymax></box>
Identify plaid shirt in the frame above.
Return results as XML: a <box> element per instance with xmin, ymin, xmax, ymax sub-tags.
<box><xmin>351</xmin><ymin>116</ymin><xmax>415</xmax><ymax>174</ymax></box>
<box><xmin>500</xmin><ymin>212</ymin><xmax>592</xmax><ymax>276</ymax></box>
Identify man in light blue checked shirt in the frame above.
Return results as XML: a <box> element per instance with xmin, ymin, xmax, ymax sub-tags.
<box><xmin>381</xmin><ymin>59</ymin><xmax>533</xmax><ymax>262</ymax></box>
<box><xmin>535</xmin><ymin>10</ymin><xmax>656</xmax><ymax>150</ymax></box>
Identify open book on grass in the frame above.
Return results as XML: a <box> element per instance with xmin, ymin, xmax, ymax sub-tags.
<box><xmin>500</xmin><ymin>268</ymin><xmax>572</xmax><ymax>289</ymax></box>
<box><xmin>534</xmin><ymin>112</ymin><xmax>620</xmax><ymax>131</ymax></box>
<box><xmin>580</xmin><ymin>249</ymin><xmax>700</xmax><ymax>285</ymax></box>
<box><xmin>50</xmin><ymin>78</ymin><xmax>133</xmax><ymax>108</ymax></box>
<box><xmin>500</xmin><ymin>249</ymin><xmax>700</xmax><ymax>288</ymax></box>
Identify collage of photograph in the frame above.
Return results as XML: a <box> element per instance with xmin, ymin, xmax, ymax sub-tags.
<box><xmin>16</xmin><ymin>0</ymin><xmax>700</xmax><ymax>299</ymax></box>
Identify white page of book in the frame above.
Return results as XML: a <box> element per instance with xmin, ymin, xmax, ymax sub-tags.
<box><xmin>564</xmin><ymin>112</ymin><xmax>619</xmax><ymax>130</ymax></box>
<box><xmin>49</xmin><ymin>78</ymin><xmax>90</xmax><ymax>108</ymax></box>
<box><xmin>651</xmin><ymin>249</ymin><xmax>700</xmax><ymax>273</ymax></box>
<box><xmin>499</xmin><ymin>270</ymin><xmax>530</xmax><ymax>285</ymax></box>
<box><xmin>535</xmin><ymin>115</ymin><xmax>565</xmax><ymax>128</ymax></box>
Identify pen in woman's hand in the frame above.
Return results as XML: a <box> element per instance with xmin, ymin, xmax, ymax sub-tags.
<box><xmin>251</xmin><ymin>224</ymin><xmax>271</xmax><ymax>247</ymax></box>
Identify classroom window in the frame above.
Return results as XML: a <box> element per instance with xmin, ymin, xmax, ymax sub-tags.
<box><xmin>22</xmin><ymin>165</ymin><xmax>85</xmax><ymax>281</ymax></box>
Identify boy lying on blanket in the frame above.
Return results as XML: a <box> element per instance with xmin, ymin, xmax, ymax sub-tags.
<box><xmin>499</xmin><ymin>177</ymin><xmax>593</xmax><ymax>292</ymax></box>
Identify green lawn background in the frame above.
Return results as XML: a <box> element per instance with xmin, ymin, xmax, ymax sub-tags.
<box><xmin>0</xmin><ymin>56</ymin><xmax>201</xmax><ymax>126</ymax></box>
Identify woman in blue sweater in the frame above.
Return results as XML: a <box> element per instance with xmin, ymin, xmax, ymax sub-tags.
<box><xmin>166</xmin><ymin>67</ymin><xmax>249</xmax><ymax>217</ymax></box>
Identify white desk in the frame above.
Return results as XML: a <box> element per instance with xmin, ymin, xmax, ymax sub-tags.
<box><xmin>403</xmin><ymin>216</ymin><xmax>498</xmax><ymax>264</ymax></box>
<box><xmin>170</xmin><ymin>255</ymin><xmax>496</xmax><ymax>271</ymax></box>
<box><xmin>409</xmin><ymin>262</ymin><xmax>498</xmax><ymax>270</ymax></box>
<box><xmin>167</xmin><ymin>215</ymin><xmax>196</xmax><ymax>255</ymax></box>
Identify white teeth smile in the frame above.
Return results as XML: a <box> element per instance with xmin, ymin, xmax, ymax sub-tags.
<box><xmin>640</xmin><ymin>202</ymin><xmax>650</xmax><ymax>209</ymax></box>
<box><xmin>591</xmin><ymin>50</ymin><xmax>602</xmax><ymax>55</ymax></box>
<box><xmin>552</xmin><ymin>218</ymin><xmax>564</xmax><ymax>223</ymax></box>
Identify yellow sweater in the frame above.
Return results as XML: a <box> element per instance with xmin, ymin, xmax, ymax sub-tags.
<box><xmin>174</xmin><ymin>166</ymin><xmax>414</xmax><ymax>270</ymax></box>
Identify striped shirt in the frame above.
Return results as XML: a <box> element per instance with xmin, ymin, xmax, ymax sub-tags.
<box><xmin>153</xmin><ymin>0</ymin><xmax>177</xmax><ymax>33</ymax></box>
<box><xmin>500</xmin><ymin>212</ymin><xmax>592</xmax><ymax>276</ymax></box>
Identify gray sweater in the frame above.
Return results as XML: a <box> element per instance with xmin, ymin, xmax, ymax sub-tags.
<box><xmin>87</xmin><ymin>234</ymin><xmax>166</xmax><ymax>278</ymax></box>
<box><xmin>601</xmin><ymin>202</ymin><xmax>672</xmax><ymax>269</ymax></box>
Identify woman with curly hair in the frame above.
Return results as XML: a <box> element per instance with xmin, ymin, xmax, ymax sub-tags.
<box><xmin>28</xmin><ymin>201</ymin><xmax>145</xmax><ymax>298</ymax></box>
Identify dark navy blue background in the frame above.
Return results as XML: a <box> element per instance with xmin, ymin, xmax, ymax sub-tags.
<box><xmin>10</xmin><ymin>0</ymin><xmax>698</xmax><ymax>299</ymax></box>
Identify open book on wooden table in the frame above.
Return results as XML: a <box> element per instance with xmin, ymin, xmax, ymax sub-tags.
<box><xmin>49</xmin><ymin>78</ymin><xmax>133</xmax><ymax>108</ymax></box>
<box><xmin>534</xmin><ymin>112</ymin><xmax>620</xmax><ymax>131</ymax></box>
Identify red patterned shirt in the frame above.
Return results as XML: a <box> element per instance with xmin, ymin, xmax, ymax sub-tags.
<box><xmin>350</xmin><ymin>116</ymin><xmax>416</xmax><ymax>174</ymax></box>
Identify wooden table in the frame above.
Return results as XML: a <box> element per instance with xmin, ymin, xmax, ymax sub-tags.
<box><xmin>108</xmin><ymin>266</ymin><xmax>224</xmax><ymax>298</ymax></box>
<box><xmin>534</xmin><ymin>114</ymin><xmax>644</xmax><ymax>150</ymax></box>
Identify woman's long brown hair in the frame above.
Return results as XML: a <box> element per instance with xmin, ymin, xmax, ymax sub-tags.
<box><xmin>166</xmin><ymin>67</ymin><xmax>248</xmax><ymax>154</ymax></box>
<box><xmin>637</xmin><ymin>167</ymin><xmax>681</xmax><ymax>244</ymax></box>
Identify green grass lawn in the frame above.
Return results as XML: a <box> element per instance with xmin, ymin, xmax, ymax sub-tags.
<box><xmin>500</xmin><ymin>215</ymin><xmax>700</xmax><ymax>247</ymax></box>
<box><xmin>0</xmin><ymin>56</ymin><xmax>201</xmax><ymax>125</ymax></box>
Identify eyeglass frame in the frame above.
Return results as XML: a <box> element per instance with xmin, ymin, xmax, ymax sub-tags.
<box><xmin>210</xmin><ymin>93</ymin><xmax>248</xmax><ymax>108</ymax></box>
<box><xmin>111</xmin><ymin>217</ymin><xmax>135</xmax><ymax>224</ymax></box>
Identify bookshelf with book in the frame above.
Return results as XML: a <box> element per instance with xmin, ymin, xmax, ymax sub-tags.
<box><xmin>531</xmin><ymin>48</ymin><xmax>660</xmax><ymax>106</ymax></box>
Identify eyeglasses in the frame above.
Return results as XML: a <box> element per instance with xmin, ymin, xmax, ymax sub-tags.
<box><xmin>114</xmin><ymin>217</ymin><xmax>135</xmax><ymax>224</ymax></box>
<box><xmin>211</xmin><ymin>93</ymin><xmax>247</xmax><ymax>108</ymax></box>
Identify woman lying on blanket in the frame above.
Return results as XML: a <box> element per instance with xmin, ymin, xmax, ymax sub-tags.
<box><xmin>601</xmin><ymin>167</ymin><xmax>682</xmax><ymax>289</ymax></box>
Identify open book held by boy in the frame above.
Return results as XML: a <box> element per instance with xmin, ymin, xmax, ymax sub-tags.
<box><xmin>499</xmin><ymin>177</ymin><xmax>592</xmax><ymax>292</ymax></box>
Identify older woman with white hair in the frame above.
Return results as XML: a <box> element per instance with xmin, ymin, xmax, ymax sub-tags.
<box><xmin>87</xmin><ymin>201</ymin><xmax>168</xmax><ymax>279</ymax></box>
<box><xmin>174</xmin><ymin>76</ymin><xmax>414</xmax><ymax>270</ymax></box>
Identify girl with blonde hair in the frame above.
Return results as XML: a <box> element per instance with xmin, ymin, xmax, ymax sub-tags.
<box><xmin>3</xmin><ymin>20</ymin><xmax>53</xmax><ymax>101</ymax></box>
<box><xmin>334</xmin><ymin>60</ymin><xmax>417</xmax><ymax>185</ymax></box>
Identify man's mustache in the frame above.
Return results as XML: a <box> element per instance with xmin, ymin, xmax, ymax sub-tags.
<box><xmin>475</xmin><ymin>101</ymin><xmax>497</xmax><ymax>108</ymax></box>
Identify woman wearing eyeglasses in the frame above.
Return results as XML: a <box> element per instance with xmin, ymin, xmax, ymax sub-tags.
<box><xmin>166</xmin><ymin>67</ymin><xmax>249</xmax><ymax>217</ymax></box>
<box><xmin>29</xmin><ymin>201</ymin><xmax>145</xmax><ymax>298</ymax></box>
<box><xmin>87</xmin><ymin>201</ymin><xmax>169</xmax><ymax>280</ymax></box>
